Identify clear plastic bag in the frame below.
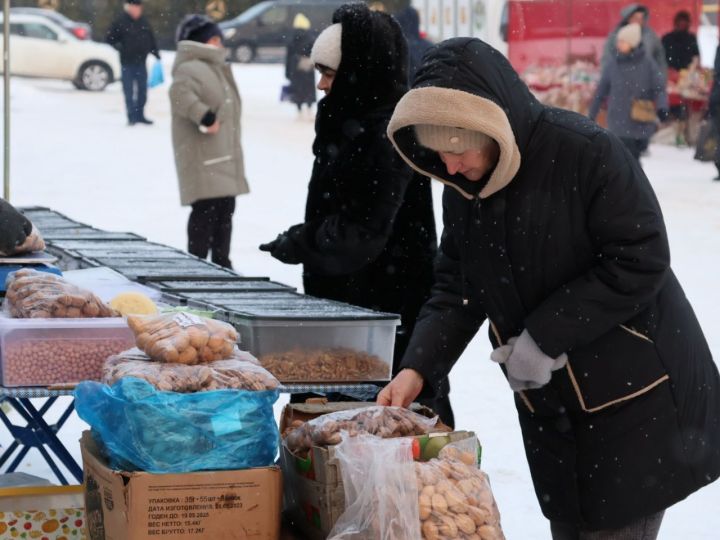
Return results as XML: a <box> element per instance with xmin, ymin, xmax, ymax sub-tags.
<box><xmin>284</xmin><ymin>406</ymin><xmax>438</xmax><ymax>456</ymax></box>
<box><xmin>0</xmin><ymin>224</ymin><xmax>46</xmax><ymax>256</ymax></box>
<box><xmin>102</xmin><ymin>347</ymin><xmax>280</xmax><ymax>392</ymax></box>
<box><xmin>126</xmin><ymin>312</ymin><xmax>238</xmax><ymax>364</ymax></box>
<box><xmin>415</xmin><ymin>442</ymin><xmax>505</xmax><ymax>540</ymax></box>
<box><xmin>329</xmin><ymin>436</ymin><xmax>505</xmax><ymax>540</ymax></box>
<box><xmin>329</xmin><ymin>434</ymin><xmax>421</xmax><ymax>540</ymax></box>
<box><xmin>74</xmin><ymin>378</ymin><xmax>280</xmax><ymax>473</ymax></box>
<box><xmin>4</xmin><ymin>268</ymin><xmax>118</xmax><ymax>318</ymax></box>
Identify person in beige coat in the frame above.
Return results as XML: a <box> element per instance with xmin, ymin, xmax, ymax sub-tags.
<box><xmin>170</xmin><ymin>15</ymin><xmax>248</xmax><ymax>269</ymax></box>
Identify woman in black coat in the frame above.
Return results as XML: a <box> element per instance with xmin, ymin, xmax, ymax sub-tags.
<box><xmin>284</xmin><ymin>14</ymin><xmax>316</xmax><ymax>113</ymax></box>
<box><xmin>260</xmin><ymin>4</ymin><xmax>447</xmax><ymax>420</ymax></box>
<box><xmin>380</xmin><ymin>38</ymin><xmax>720</xmax><ymax>537</ymax></box>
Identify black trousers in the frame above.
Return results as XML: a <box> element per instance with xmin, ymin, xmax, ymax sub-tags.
<box><xmin>551</xmin><ymin>510</ymin><xmax>664</xmax><ymax>540</ymax></box>
<box><xmin>187</xmin><ymin>196</ymin><xmax>235</xmax><ymax>269</ymax></box>
<box><xmin>121</xmin><ymin>63</ymin><xmax>147</xmax><ymax>123</ymax></box>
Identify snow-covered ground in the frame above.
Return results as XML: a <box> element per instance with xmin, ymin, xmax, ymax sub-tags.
<box><xmin>2</xmin><ymin>59</ymin><xmax>720</xmax><ymax>538</ymax></box>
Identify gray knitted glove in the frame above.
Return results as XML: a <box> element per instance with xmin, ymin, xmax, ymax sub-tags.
<box><xmin>491</xmin><ymin>330</ymin><xmax>567</xmax><ymax>392</ymax></box>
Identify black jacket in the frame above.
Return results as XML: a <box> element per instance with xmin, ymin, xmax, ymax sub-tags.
<box><xmin>280</xmin><ymin>4</ymin><xmax>437</xmax><ymax>356</ymax></box>
<box><xmin>661</xmin><ymin>30</ymin><xmax>699</xmax><ymax>71</ymax></box>
<box><xmin>285</xmin><ymin>29</ymin><xmax>316</xmax><ymax>106</ymax></box>
<box><xmin>106</xmin><ymin>12</ymin><xmax>159</xmax><ymax>66</ymax></box>
<box><xmin>389</xmin><ymin>38</ymin><xmax>720</xmax><ymax>529</ymax></box>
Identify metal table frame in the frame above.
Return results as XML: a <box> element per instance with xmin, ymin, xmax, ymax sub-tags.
<box><xmin>0</xmin><ymin>386</ymin><xmax>81</xmax><ymax>485</ymax></box>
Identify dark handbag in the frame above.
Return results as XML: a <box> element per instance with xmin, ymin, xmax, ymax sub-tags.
<box><xmin>694</xmin><ymin>119</ymin><xmax>719</xmax><ymax>162</ymax></box>
<box><xmin>630</xmin><ymin>99</ymin><xmax>658</xmax><ymax>123</ymax></box>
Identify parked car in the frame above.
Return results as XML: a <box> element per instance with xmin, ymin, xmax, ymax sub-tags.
<box><xmin>0</xmin><ymin>14</ymin><xmax>120</xmax><ymax>91</ymax></box>
<box><xmin>10</xmin><ymin>7</ymin><xmax>92</xmax><ymax>40</ymax></box>
<box><xmin>220</xmin><ymin>0</ymin><xmax>345</xmax><ymax>63</ymax></box>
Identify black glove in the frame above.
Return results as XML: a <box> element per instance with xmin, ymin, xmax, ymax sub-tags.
<box><xmin>0</xmin><ymin>199</ymin><xmax>31</xmax><ymax>254</ymax></box>
<box><xmin>657</xmin><ymin>108</ymin><xmax>670</xmax><ymax>122</ymax></box>
<box><xmin>259</xmin><ymin>231</ymin><xmax>303</xmax><ymax>265</ymax></box>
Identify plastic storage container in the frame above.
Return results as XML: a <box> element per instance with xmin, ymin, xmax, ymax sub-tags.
<box><xmin>43</xmin><ymin>228</ymin><xmax>144</xmax><ymax>241</ymax></box>
<box><xmin>0</xmin><ymin>317</ymin><xmax>135</xmax><ymax>387</ymax></box>
<box><xmin>148</xmin><ymin>278</ymin><xmax>297</xmax><ymax>293</ymax></box>
<box><xmin>87</xmin><ymin>257</ymin><xmax>239</xmax><ymax>281</ymax></box>
<box><xmin>224</xmin><ymin>297</ymin><xmax>400</xmax><ymax>383</ymax></box>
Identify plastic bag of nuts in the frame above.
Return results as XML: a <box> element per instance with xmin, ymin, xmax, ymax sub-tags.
<box><xmin>328</xmin><ymin>435</ymin><xmax>505</xmax><ymax>540</ymax></box>
<box><xmin>126</xmin><ymin>312</ymin><xmax>238</xmax><ymax>364</ymax></box>
<box><xmin>284</xmin><ymin>406</ymin><xmax>438</xmax><ymax>457</ymax></box>
<box><xmin>103</xmin><ymin>347</ymin><xmax>280</xmax><ymax>392</ymax></box>
<box><xmin>5</xmin><ymin>269</ymin><xmax>118</xmax><ymax>318</ymax></box>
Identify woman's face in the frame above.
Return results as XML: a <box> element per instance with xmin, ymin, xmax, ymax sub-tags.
<box><xmin>439</xmin><ymin>144</ymin><xmax>500</xmax><ymax>181</ymax></box>
<box><xmin>317</xmin><ymin>67</ymin><xmax>337</xmax><ymax>95</ymax></box>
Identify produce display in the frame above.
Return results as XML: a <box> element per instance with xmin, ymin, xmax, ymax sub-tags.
<box><xmin>285</xmin><ymin>406</ymin><xmax>437</xmax><ymax>456</ymax></box>
<box><xmin>5</xmin><ymin>269</ymin><xmax>118</xmax><ymax>318</ymax></box>
<box><xmin>260</xmin><ymin>347</ymin><xmax>389</xmax><ymax>382</ymax></box>
<box><xmin>521</xmin><ymin>61</ymin><xmax>600</xmax><ymax>115</ymax></box>
<box><xmin>2</xmin><ymin>335</ymin><xmax>134</xmax><ymax>387</ymax></box>
<box><xmin>108</xmin><ymin>292</ymin><xmax>158</xmax><ymax>316</ymax></box>
<box><xmin>126</xmin><ymin>312</ymin><xmax>238</xmax><ymax>364</ymax></box>
<box><xmin>103</xmin><ymin>348</ymin><xmax>279</xmax><ymax>392</ymax></box>
<box><xmin>415</xmin><ymin>446</ymin><xmax>504</xmax><ymax>540</ymax></box>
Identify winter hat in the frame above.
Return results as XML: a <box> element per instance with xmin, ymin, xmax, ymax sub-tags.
<box><xmin>293</xmin><ymin>13</ymin><xmax>311</xmax><ymax>30</ymax></box>
<box><xmin>125</xmin><ymin>0</ymin><xmax>142</xmax><ymax>5</ymax></box>
<box><xmin>414</xmin><ymin>124</ymin><xmax>495</xmax><ymax>153</ymax></box>
<box><xmin>311</xmin><ymin>23</ymin><xmax>342</xmax><ymax>71</ymax></box>
<box><xmin>617</xmin><ymin>23</ymin><xmax>642</xmax><ymax>49</ymax></box>
<box><xmin>176</xmin><ymin>14</ymin><xmax>222</xmax><ymax>44</ymax></box>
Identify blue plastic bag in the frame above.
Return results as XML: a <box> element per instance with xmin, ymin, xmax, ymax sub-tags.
<box><xmin>75</xmin><ymin>378</ymin><xmax>279</xmax><ymax>473</ymax></box>
<box><xmin>148</xmin><ymin>60</ymin><xmax>164</xmax><ymax>88</ymax></box>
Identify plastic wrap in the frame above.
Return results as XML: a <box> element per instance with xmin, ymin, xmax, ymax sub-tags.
<box><xmin>4</xmin><ymin>268</ymin><xmax>118</xmax><ymax>318</ymax></box>
<box><xmin>285</xmin><ymin>406</ymin><xmax>438</xmax><ymax>456</ymax></box>
<box><xmin>329</xmin><ymin>434</ymin><xmax>421</xmax><ymax>540</ymax></box>
<box><xmin>102</xmin><ymin>347</ymin><xmax>279</xmax><ymax>391</ymax></box>
<box><xmin>74</xmin><ymin>378</ymin><xmax>279</xmax><ymax>473</ymax></box>
<box><xmin>126</xmin><ymin>312</ymin><xmax>238</xmax><ymax>364</ymax></box>
<box><xmin>329</xmin><ymin>436</ymin><xmax>505</xmax><ymax>540</ymax></box>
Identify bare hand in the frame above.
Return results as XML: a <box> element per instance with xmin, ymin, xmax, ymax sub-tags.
<box><xmin>377</xmin><ymin>368</ymin><xmax>424</xmax><ymax>408</ymax></box>
<box><xmin>205</xmin><ymin>120</ymin><xmax>220</xmax><ymax>135</ymax></box>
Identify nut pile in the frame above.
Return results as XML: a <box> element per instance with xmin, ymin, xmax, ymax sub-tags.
<box><xmin>3</xmin><ymin>337</ymin><xmax>134</xmax><ymax>386</ymax></box>
<box><xmin>285</xmin><ymin>406</ymin><xmax>436</xmax><ymax>456</ymax></box>
<box><xmin>127</xmin><ymin>312</ymin><xmax>238</xmax><ymax>364</ymax></box>
<box><xmin>5</xmin><ymin>268</ymin><xmax>117</xmax><ymax>318</ymax></box>
<box><xmin>416</xmin><ymin>447</ymin><xmax>504</xmax><ymax>540</ymax></box>
<box><xmin>103</xmin><ymin>348</ymin><xmax>279</xmax><ymax>392</ymax></box>
<box><xmin>260</xmin><ymin>348</ymin><xmax>389</xmax><ymax>382</ymax></box>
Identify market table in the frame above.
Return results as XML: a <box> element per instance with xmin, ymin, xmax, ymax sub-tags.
<box><xmin>0</xmin><ymin>383</ymin><xmax>381</xmax><ymax>487</ymax></box>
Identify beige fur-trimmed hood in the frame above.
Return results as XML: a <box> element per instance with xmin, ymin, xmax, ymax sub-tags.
<box><xmin>388</xmin><ymin>87</ymin><xmax>521</xmax><ymax>199</ymax></box>
<box><xmin>387</xmin><ymin>38</ymin><xmax>544</xmax><ymax>200</ymax></box>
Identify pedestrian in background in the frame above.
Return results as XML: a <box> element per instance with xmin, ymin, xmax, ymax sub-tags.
<box><xmin>106</xmin><ymin>0</ymin><xmax>160</xmax><ymax>126</ymax></box>
<box><xmin>590</xmin><ymin>23</ymin><xmax>668</xmax><ymax>161</ymax></box>
<box><xmin>170</xmin><ymin>15</ymin><xmax>249</xmax><ymax>269</ymax></box>
<box><xmin>662</xmin><ymin>10</ymin><xmax>699</xmax><ymax>71</ymax></box>
<box><xmin>602</xmin><ymin>4</ymin><xmax>666</xmax><ymax>81</ymax></box>
<box><xmin>285</xmin><ymin>13</ymin><xmax>316</xmax><ymax>116</ymax></box>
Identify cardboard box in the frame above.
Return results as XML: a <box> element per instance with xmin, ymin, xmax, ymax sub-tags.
<box><xmin>0</xmin><ymin>485</ymin><xmax>86</xmax><ymax>539</ymax></box>
<box><xmin>279</xmin><ymin>403</ymin><xmax>479</xmax><ymax>540</ymax></box>
<box><xmin>81</xmin><ymin>432</ymin><xmax>282</xmax><ymax>540</ymax></box>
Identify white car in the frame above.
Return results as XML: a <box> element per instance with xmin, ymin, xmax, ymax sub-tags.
<box><xmin>0</xmin><ymin>13</ymin><xmax>121</xmax><ymax>91</ymax></box>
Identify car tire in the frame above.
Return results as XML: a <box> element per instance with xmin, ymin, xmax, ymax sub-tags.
<box><xmin>231</xmin><ymin>43</ymin><xmax>256</xmax><ymax>63</ymax></box>
<box><xmin>77</xmin><ymin>61</ymin><xmax>112</xmax><ymax>92</ymax></box>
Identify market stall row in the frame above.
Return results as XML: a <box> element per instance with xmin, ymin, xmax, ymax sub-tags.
<box><xmin>0</xmin><ymin>208</ymin><xmax>507</xmax><ymax>540</ymax></box>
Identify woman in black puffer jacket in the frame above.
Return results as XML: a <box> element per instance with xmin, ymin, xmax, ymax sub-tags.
<box><xmin>260</xmin><ymin>3</ymin><xmax>451</xmax><ymax>424</ymax></box>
